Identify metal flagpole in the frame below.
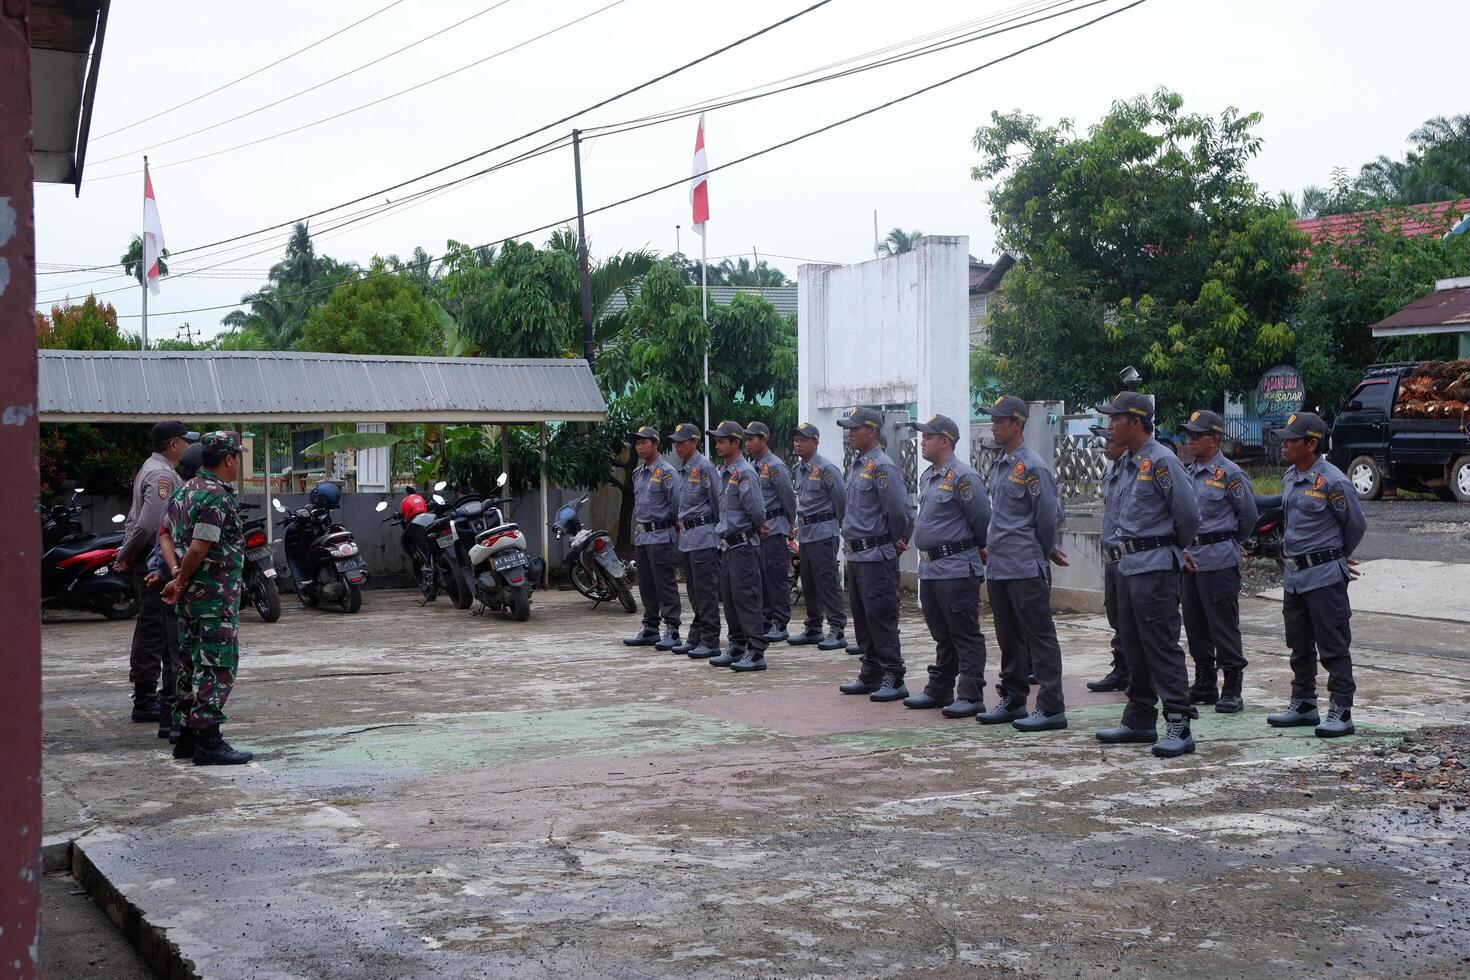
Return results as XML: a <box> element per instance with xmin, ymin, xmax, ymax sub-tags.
<box><xmin>140</xmin><ymin>156</ymin><xmax>148</xmax><ymax>351</ymax></box>
<box><xmin>701</xmin><ymin>233</ymin><xmax>709</xmax><ymax>457</ymax></box>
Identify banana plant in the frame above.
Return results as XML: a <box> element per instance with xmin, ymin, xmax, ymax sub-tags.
<box><xmin>299</xmin><ymin>431</ymin><xmax>402</xmax><ymax>459</ymax></box>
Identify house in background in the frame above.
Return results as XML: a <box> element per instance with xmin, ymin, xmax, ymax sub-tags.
<box><xmin>968</xmin><ymin>252</ymin><xmax>1016</xmax><ymax>348</ymax></box>
<box><xmin>602</xmin><ymin>284</ymin><xmax>798</xmax><ymax>321</ymax></box>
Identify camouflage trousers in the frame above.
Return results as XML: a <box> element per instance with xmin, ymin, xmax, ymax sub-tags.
<box><xmin>176</xmin><ymin>590</ymin><xmax>241</xmax><ymax>729</ymax></box>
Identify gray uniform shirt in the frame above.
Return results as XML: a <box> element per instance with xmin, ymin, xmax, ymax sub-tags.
<box><xmin>1282</xmin><ymin>459</ymin><xmax>1367</xmax><ymax>595</ymax></box>
<box><xmin>1187</xmin><ymin>451</ymin><xmax>1258</xmax><ymax>572</ymax></box>
<box><xmin>119</xmin><ymin>452</ymin><xmax>179</xmax><ymax>565</ymax></box>
<box><xmin>715</xmin><ymin>455</ymin><xmax>766</xmax><ymax>548</ymax></box>
<box><xmin>1101</xmin><ymin>457</ymin><xmax>1127</xmax><ymax>550</ymax></box>
<box><xmin>984</xmin><ymin>443</ymin><xmax>1059</xmax><ymax>581</ymax></box>
<box><xmin>754</xmin><ymin>450</ymin><xmax>798</xmax><ymax>537</ymax></box>
<box><xmin>842</xmin><ymin>447</ymin><xmax>912</xmax><ymax>563</ymax></box>
<box><xmin>675</xmin><ymin>451</ymin><xmax>721</xmax><ymax>553</ymax></box>
<box><xmin>632</xmin><ymin>455</ymin><xmax>678</xmax><ymax>546</ymax></box>
<box><xmin>914</xmin><ymin>457</ymin><xmax>991</xmax><ymax>580</ymax></box>
<box><xmin>793</xmin><ymin>452</ymin><xmax>845</xmax><ymax>544</ymax></box>
<box><xmin>1115</xmin><ymin>437</ymin><xmax>1200</xmax><ymax>576</ymax></box>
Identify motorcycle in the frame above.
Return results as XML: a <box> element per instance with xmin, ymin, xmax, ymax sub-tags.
<box><xmin>459</xmin><ymin>473</ymin><xmax>533</xmax><ymax>621</ymax></box>
<box><xmin>41</xmin><ymin>488</ymin><xmax>139</xmax><ymax>620</ymax></box>
<box><xmin>272</xmin><ymin>482</ymin><xmax>368</xmax><ymax>614</ymax></box>
<box><xmin>375</xmin><ymin>481</ymin><xmax>471</xmax><ymax>609</ymax></box>
<box><xmin>1246</xmin><ymin>493</ymin><xmax>1286</xmax><ymax>572</ymax></box>
<box><xmin>550</xmin><ymin>491</ymin><xmax>636</xmax><ymax>613</ymax></box>
<box><xmin>239</xmin><ymin>502</ymin><xmax>282</xmax><ymax>622</ymax></box>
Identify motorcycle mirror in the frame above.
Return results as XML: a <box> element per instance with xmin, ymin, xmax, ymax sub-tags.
<box><xmin>374</xmin><ymin>501</ymin><xmax>388</xmax><ymax>512</ymax></box>
<box><xmin>272</xmin><ymin>498</ymin><xmax>286</xmax><ymax>513</ymax></box>
<box><xmin>496</xmin><ymin>472</ymin><xmax>509</xmax><ymax>488</ymax></box>
<box><xmin>432</xmin><ymin>494</ymin><xmax>446</xmax><ymax>506</ymax></box>
<box><xmin>433</xmin><ymin>480</ymin><xmax>448</xmax><ymax>492</ymax></box>
<box><xmin>111</xmin><ymin>513</ymin><xmax>125</xmax><ymax>523</ymax></box>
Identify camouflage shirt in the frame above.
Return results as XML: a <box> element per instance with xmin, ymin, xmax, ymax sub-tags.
<box><xmin>173</xmin><ymin>469</ymin><xmax>244</xmax><ymax>601</ymax></box>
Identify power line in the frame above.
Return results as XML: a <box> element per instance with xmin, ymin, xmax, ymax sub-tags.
<box><xmin>109</xmin><ymin>0</ymin><xmax>1148</xmax><ymax>322</ymax></box>
<box><xmin>91</xmin><ymin>1</ymin><xmax>407</xmax><ymax>141</ymax></box>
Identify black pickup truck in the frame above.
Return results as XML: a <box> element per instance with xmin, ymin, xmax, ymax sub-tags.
<box><xmin>1329</xmin><ymin>362</ymin><xmax>1470</xmax><ymax>502</ymax></box>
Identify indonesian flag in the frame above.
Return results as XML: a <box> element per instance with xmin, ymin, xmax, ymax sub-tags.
<box><xmin>143</xmin><ymin>163</ymin><xmax>166</xmax><ymax>296</ymax></box>
<box><xmin>690</xmin><ymin>113</ymin><xmax>709</xmax><ymax>237</ymax></box>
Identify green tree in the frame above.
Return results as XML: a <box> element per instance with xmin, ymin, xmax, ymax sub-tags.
<box><xmin>222</xmin><ymin>222</ymin><xmax>357</xmax><ymax>348</ymax></box>
<box><xmin>1355</xmin><ymin>114</ymin><xmax>1470</xmax><ymax>207</ymax></box>
<box><xmin>36</xmin><ymin>295</ymin><xmax>134</xmax><ymax>350</ymax></box>
<box><xmin>972</xmin><ymin>89</ymin><xmax>1302</xmax><ymax>422</ymax></box>
<box><xmin>877</xmin><ymin>227</ymin><xmax>923</xmax><ymax>256</ymax></box>
<box><xmin>295</xmin><ymin>262</ymin><xmax>445</xmax><ymax>356</ymax></box>
<box><xmin>120</xmin><ymin>234</ymin><xmax>168</xmax><ymax>285</ymax></box>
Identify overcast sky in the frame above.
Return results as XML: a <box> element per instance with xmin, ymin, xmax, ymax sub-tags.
<box><xmin>33</xmin><ymin>0</ymin><xmax>1466</xmax><ymax>340</ymax></box>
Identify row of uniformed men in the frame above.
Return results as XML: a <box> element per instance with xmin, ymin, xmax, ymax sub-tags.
<box><xmin>622</xmin><ymin>392</ymin><xmax>1368</xmax><ymax>760</ymax></box>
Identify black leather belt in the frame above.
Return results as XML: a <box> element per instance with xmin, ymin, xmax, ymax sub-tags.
<box><xmin>797</xmin><ymin>510</ymin><xmax>837</xmax><ymax>526</ymax></box>
<box><xmin>1191</xmin><ymin>531</ymin><xmax>1237</xmax><ymax>547</ymax></box>
<box><xmin>921</xmin><ymin>538</ymin><xmax>977</xmax><ymax>561</ymax></box>
<box><xmin>722</xmin><ymin>529</ymin><xmax>755</xmax><ymax>547</ymax></box>
<box><xmin>1105</xmin><ymin>536</ymin><xmax>1174</xmax><ymax>562</ymax></box>
<box><xmin>764</xmin><ymin>506</ymin><xmax>786</xmax><ymax>520</ymax></box>
<box><xmin>637</xmin><ymin>519</ymin><xmax>675</xmax><ymax>533</ymax></box>
<box><xmin>681</xmin><ymin>514</ymin><xmax>715</xmax><ymax>530</ymax></box>
<box><xmin>1292</xmin><ymin>548</ymin><xmax>1343</xmax><ymax>570</ymax></box>
<box><xmin>847</xmin><ymin>532</ymin><xmax>892</xmax><ymax>553</ymax></box>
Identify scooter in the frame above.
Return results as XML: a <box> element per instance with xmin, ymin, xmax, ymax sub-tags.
<box><xmin>1246</xmin><ymin>494</ymin><xmax>1286</xmax><ymax>573</ymax></box>
<box><xmin>375</xmin><ymin>481</ymin><xmax>471</xmax><ymax>609</ymax></box>
<box><xmin>550</xmin><ymin>491</ymin><xmax>636</xmax><ymax>613</ymax></box>
<box><xmin>272</xmin><ymin>482</ymin><xmax>368</xmax><ymax>613</ymax></box>
<box><xmin>465</xmin><ymin>473</ymin><xmax>533</xmax><ymax>621</ymax></box>
<box><xmin>239</xmin><ymin>502</ymin><xmax>282</xmax><ymax>622</ymax></box>
<box><xmin>41</xmin><ymin>488</ymin><xmax>138</xmax><ymax>619</ymax></box>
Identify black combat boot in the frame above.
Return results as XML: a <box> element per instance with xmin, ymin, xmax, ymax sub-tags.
<box><xmin>193</xmin><ymin>726</ymin><xmax>254</xmax><ymax>766</ymax></box>
<box><xmin>131</xmin><ymin>683</ymin><xmax>160</xmax><ymax>723</ymax></box>
<box><xmin>172</xmin><ymin>726</ymin><xmax>198</xmax><ymax>760</ymax></box>
<box><xmin>1086</xmin><ymin>667</ymin><xmax>1130</xmax><ymax>692</ymax></box>
<box><xmin>1188</xmin><ymin>666</ymin><xmax>1219</xmax><ymax>706</ymax></box>
<box><xmin>1215</xmin><ymin>670</ymin><xmax>1244</xmax><ymax>713</ymax></box>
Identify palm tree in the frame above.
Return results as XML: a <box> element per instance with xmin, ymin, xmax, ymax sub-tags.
<box><xmin>878</xmin><ymin>227</ymin><xmax>923</xmax><ymax>256</ymax></box>
<box><xmin>545</xmin><ymin>227</ymin><xmax>657</xmax><ymax>345</ymax></box>
<box><xmin>120</xmin><ymin>234</ymin><xmax>168</xmax><ymax>285</ymax></box>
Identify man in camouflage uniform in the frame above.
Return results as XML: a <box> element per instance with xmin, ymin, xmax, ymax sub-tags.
<box><xmin>161</xmin><ymin>431</ymin><xmax>253</xmax><ymax>765</ymax></box>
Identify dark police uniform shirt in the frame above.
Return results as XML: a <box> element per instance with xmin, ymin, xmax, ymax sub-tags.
<box><xmin>1114</xmin><ymin>437</ymin><xmax>1199</xmax><ymax>576</ymax></box>
<box><xmin>1101</xmin><ymin>456</ymin><xmax>1127</xmax><ymax>554</ymax></box>
<box><xmin>632</xmin><ymin>455</ymin><xmax>678</xmax><ymax>546</ymax></box>
<box><xmin>676</xmin><ymin>450</ymin><xmax>721</xmax><ymax>553</ymax></box>
<box><xmin>914</xmin><ymin>456</ymin><xmax>990</xmax><ymax>580</ymax></box>
<box><xmin>715</xmin><ymin>455</ymin><xmax>766</xmax><ymax>549</ymax></box>
<box><xmin>1187</xmin><ymin>451</ymin><xmax>1258</xmax><ymax>572</ymax></box>
<box><xmin>984</xmin><ymin>443</ymin><xmax>1059</xmax><ymax>581</ymax></box>
<box><xmin>793</xmin><ymin>453</ymin><xmax>845</xmax><ymax>544</ymax></box>
<box><xmin>754</xmin><ymin>450</ymin><xmax>798</xmax><ymax>537</ymax></box>
<box><xmin>1282</xmin><ymin>458</ymin><xmax>1367</xmax><ymax>595</ymax></box>
<box><xmin>841</xmin><ymin>446</ymin><xmax>911</xmax><ymax>563</ymax></box>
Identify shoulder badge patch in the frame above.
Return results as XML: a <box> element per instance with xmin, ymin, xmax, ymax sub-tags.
<box><xmin>1329</xmin><ymin>489</ymin><xmax>1348</xmax><ymax>512</ymax></box>
<box><xmin>959</xmin><ymin>478</ymin><xmax>974</xmax><ymax>500</ymax></box>
<box><xmin>158</xmin><ymin>477</ymin><xmax>173</xmax><ymax>500</ymax></box>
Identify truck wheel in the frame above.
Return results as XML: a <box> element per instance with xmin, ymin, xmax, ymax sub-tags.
<box><xmin>1347</xmin><ymin>455</ymin><xmax>1384</xmax><ymax>501</ymax></box>
<box><xmin>1452</xmin><ymin>456</ymin><xmax>1470</xmax><ymax>504</ymax></box>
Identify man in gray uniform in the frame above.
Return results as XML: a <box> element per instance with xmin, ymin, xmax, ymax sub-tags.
<box><xmin>902</xmin><ymin>415</ymin><xmax>992</xmax><ymax>719</ymax></box>
<box><xmin>1095</xmin><ymin>392</ymin><xmax>1200</xmax><ymax>758</ymax></box>
<box><xmin>974</xmin><ymin>396</ymin><xmax>1068</xmax><ymax>733</ymax></box>
<box><xmin>623</xmin><ymin>425</ymin><xmax>682</xmax><ymax>650</ymax></box>
<box><xmin>1086</xmin><ymin>424</ymin><xmax>1132</xmax><ymax>693</ymax></box>
<box><xmin>1181</xmin><ymin>410</ymin><xmax>1258</xmax><ymax>713</ymax></box>
<box><xmin>836</xmin><ymin>407</ymin><xmax>913</xmax><ymax>702</ymax></box>
<box><xmin>1265</xmin><ymin>412</ymin><xmax>1368</xmax><ymax>738</ymax></box>
<box><xmin>670</xmin><ymin>423</ymin><xmax>722</xmax><ymax>659</ymax></box>
<box><xmin>144</xmin><ymin>443</ymin><xmax>205</xmax><ymax>742</ymax></box>
<box><xmin>744</xmin><ymin>421</ymin><xmax>798</xmax><ymax>642</ymax></box>
<box><xmin>115</xmin><ymin>420</ymin><xmax>198</xmax><ymax>722</ymax></box>
<box><xmin>789</xmin><ymin>421</ymin><xmax>848</xmax><ymax>650</ymax></box>
<box><xmin>708</xmin><ymin>420</ymin><xmax>771</xmax><ymax>672</ymax></box>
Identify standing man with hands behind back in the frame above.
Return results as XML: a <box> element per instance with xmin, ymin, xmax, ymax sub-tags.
<box><xmin>744</xmin><ymin>421</ymin><xmax>798</xmax><ymax>644</ymax></box>
<box><xmin>624</xmin><ymin>426</ymin><xmax>682</xmax><ymax>651</ymax></box>
<box><xmin>669</xmin><ymin>423</ymin><xmax>722</xmax><ymax>659</ymax></box>
<box><xmin>708</xmin><ymin>421</ymin><xmax>771</xmax><ymax>673</ymax></box>
<box><xmin>788</xmin><ymin>422</ymin><xmax>847</xmax><ymax>651</ymax></box>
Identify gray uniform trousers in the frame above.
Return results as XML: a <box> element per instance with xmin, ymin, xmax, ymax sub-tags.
<box><xmin>797</xmin><ymin>537</ymin><xmax>846</xmax><ymax>635</ymax></box>
<box><xmin>1103</xmin><ymin>563</ymin><xmax>1128</xmax><ymax>673</ymax></box>
<box><xmin>759</xmin><ymin>534</ymin><xmax>791</xmax><ymax>631</ymax></box>
<box><xmin>1181</xmin><ymin>565</ymin><xmax>1247</xmax><ymax>673</ymax></box>
<box><xmin>634</xmin><ymin>542</ymin><xmax>681</xmax><ymax>630</ymax></box>
<box><xmin>1117</xmin><ymin>568</ymin><xmax>1192</xmax><ymax>727</ymax></box>
<box><xmin>851</xmin><ymin>558</ymin><xmax>903</xmax><ymax>682</ymax></box>
<box><xmin>921</xmin><ymin>576</ymin><xmax>986</xmax><ymax>702</ymax></box>
<box><xmin>720</xmin><ymin>545</ymin><xmax>767</xmax><ymax>655</ymax></box>
<box><xmin>682</xmin><ymin>547</ymin><xmax>721</xmax><ymax>649</ymax></box>
<box><xmin>988</xmin><ymin>575</ymin><xmax>1064</xmax><ymax>714</ymax></box>
<box><xmin>1283</xmin><ymin>582</ymin><xmax>1355</xmax><ymax>707</ymax></box>
<box><xmin>129</xmin><ymin>565</ymin><xmax>166</xmax><ymax>690</ymax></box>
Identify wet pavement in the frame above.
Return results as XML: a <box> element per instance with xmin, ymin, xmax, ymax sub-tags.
<box><xmin>42</xmin><ymin>587</ymin><xmax>1470</xmax><ymax>978</ymax></box>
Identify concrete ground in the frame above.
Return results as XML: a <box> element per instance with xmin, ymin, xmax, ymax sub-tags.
<box><xmin>43</xmin><ymin>586</ymin><xmax>1470</xmax><ymax>978</ymax></box>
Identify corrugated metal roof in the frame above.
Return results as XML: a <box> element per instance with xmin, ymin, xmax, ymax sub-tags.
<box><xmin>37</xmin><ymin>351</ymin><xmax>608</xmax><ymax>422</ymax></box>
<box><xmin>602</xmin><ymin>283</ymin><xmax>798</xmax><ymax>319</ymax></box>
<box><xmin>1370</xmin><ymin>286</ymin><xmax>1470</xmax><ymax>335</ymax></box>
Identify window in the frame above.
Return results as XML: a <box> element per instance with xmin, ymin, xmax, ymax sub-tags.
<box><xmin>1348</xmin><ymin>380</ymin><xmax>1392</xmax><ymax>414</ymax></box>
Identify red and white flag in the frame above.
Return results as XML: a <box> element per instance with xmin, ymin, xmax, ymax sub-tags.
<box><xmin>690</xmin><ymin>113</ymin><xmax>709</xmax><ymax>236</ymax></box>
<box><xmin>143</xmin><ymin>162</ymin><xmax>166</xmax><ymax>296</ymax></box>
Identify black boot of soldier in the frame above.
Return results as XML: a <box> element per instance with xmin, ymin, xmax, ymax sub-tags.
<box><xmin>1187</xmin><ymin>666</ymin><xmax>1218</xmax><ymax>706</ymax></box>
<box><xmin>130</xmin><ymin>683</ymin><xmax>160</xmax><ymax>723</ymax></box>
<box><xmin>172</xmin><ymin>726</ymin><xmax>197</xmax><ymax>760</ymax></box>
<box><xmin>193</xmin><ymin>726</ymin><xmax>254</xmax><ymax>766</ymax></box>
<box><xmin>1216</xmin><ymin>670</ymin><xmax>1244</xmax><ymax>714</ymax></box>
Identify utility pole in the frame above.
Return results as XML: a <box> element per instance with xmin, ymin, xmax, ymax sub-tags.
<box><xmin>675</xmin><ymin>224</ymin><xmax>681</xmax><ymax>256</ymax></box>
<box><xmin>571</xmin><ymin>129</ymin><xmax>594</xmax><ymax>365</ymax></box>
<box><xmin>873</xmin><ymin>209</ymin><xmax>880</xmax><ymax>259</ymax></box>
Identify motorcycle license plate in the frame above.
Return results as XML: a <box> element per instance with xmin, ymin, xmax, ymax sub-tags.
<box><xmin>247</xmin><ymin>547</ymin><xmax>271</xmax><ymax>562</ymax></box>
<box><xmin>437</xmin><ymin>532</ymin><xmax>456</xmax><ymax>550</ymax></box>
<box><xmin>493</xmin><ymin>552</ymin><xmax>527</xmax><ymax>572</ymax></box>
<box><xmin>261</xmin><ymin>567</ymin><xmax>277</xmax><ymax>579</ymax></box>
<box><xmin>336</xmin><ymin>557</ymin><xmax>366</xmax><ymax>574</ymax></box>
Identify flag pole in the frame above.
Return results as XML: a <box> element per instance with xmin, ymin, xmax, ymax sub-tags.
<box><xmin>140</xmin><ymin>156</ymin><xmax>148</xmax><ymax>351</ymax></box>
<box><xmin>701</xmin><ymin>231</ymin><xmax>709</xmax><ymax>458</ymax></box>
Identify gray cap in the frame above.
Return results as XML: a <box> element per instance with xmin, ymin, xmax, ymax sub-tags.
<box><xmin>977</xmin><ymin>395</ymin><xmax>1029</xmax><ymax>421</ymax></box>
<box><xmin>794</xmin><ymin>421</ymin><xmax>821</xmax><ymax>441</ymax></box>
<box><xmin>669</xmin><ymin>422</ymin><xmax>701</xmax><ymax>443</ymax></box>
<box><xmin>1097</xmin><ymin>391</ymin><xmax>1154</xmax><ymax>422</ymax></box>
<box><xmin>1182</xmin><ymin>409</ymin><xmax>1225</xmax><ymax>435</ymax></box>
<box><xmin>1272</xmin><ymin>411</ymin><xmax>1328</xmax><ymax>442</ymax></box>
<box><xmin>178</xmin><ymin>443</ymin><xmax>206</xmax><ymax>480</ymax></box>
<box><xmin>151</xmin><ymin>420</ymin><xmax>200</xmax><ymax>446</ymax></box>
<box><xmin>836</xmin><ymin>406</ymin><xmax>883</xmax><ymax>430</ymax></box>
<box><xmin>910</xmin><ymin>413</ymin><xmax>960</xmax><ymax>444</ymax></box>
<box><xmin>744</xmin><ymin>421</ymin><xmax>771</xmax><ymax>438</ymax></box>
<box><xmin>630</xmin><ymin>424</ymin><xmax>660</xmax><ymax>443</ymax></box>
<box><xmin>708</xmin><ymin>420</ymin><xmax>746</xmax><ymax>440</ymax></box>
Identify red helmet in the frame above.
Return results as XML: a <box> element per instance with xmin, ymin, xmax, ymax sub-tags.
<box><xmin>399</xmin><ymin>494</ymin><xmax>429</xmax><ymax>521</ymax></box>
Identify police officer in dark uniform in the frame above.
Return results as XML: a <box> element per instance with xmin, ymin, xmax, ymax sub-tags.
<box><xmin>669</xmin><ymin>423</ymin><xmax>722</xmax><ymax>659</ymax></box>
<box><xmin>708</xmin><ymin>421</ymin><xmax>771</xmax><ymax>672</ymax></box>
<box><xmin>975</xmin><ymin>396</ymin><xmax>1068</xmax><ymax>733</ymax></box>
<box><xmin>1181</xmin><ymin>410</ymin><xmax>1258</xmax><ymax>713</ymax></box>
<box><xmin>744</xmin><ymin>421</ymin><xmax>798</xmax><ymax>642</ymax></box>
<box><xmin>789</xmin><ymin>422</ymin><xmax>848</xmax><ymax>650</ymax></box>
<box><xmin>623</xmin><ymin>425</ymin><xmax>682</xmax><ymax>650</ymax></box>
<box><xmin>1095</xmin><ymin>392</ymin><xmax>1200</xmax><ymax>758</ymax></box>
<box><xmin>902</xmin><ymin>415</ymin><xmax>992</xmax><ymax>718</ymax></box>
<box><xmin>835</xmin><ymin>407</ymin><xmax>913</xmax><ymax>702</ymax></box>
<box><xmin>1265</xmin><ymin>412</ymin><xmax>1368</xmax><ymax>738</ymax></box>
<box><xmin>1086</xmin><ymin>424</ymin><xmax>1132</xmax><ymax>693</ymax></box>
